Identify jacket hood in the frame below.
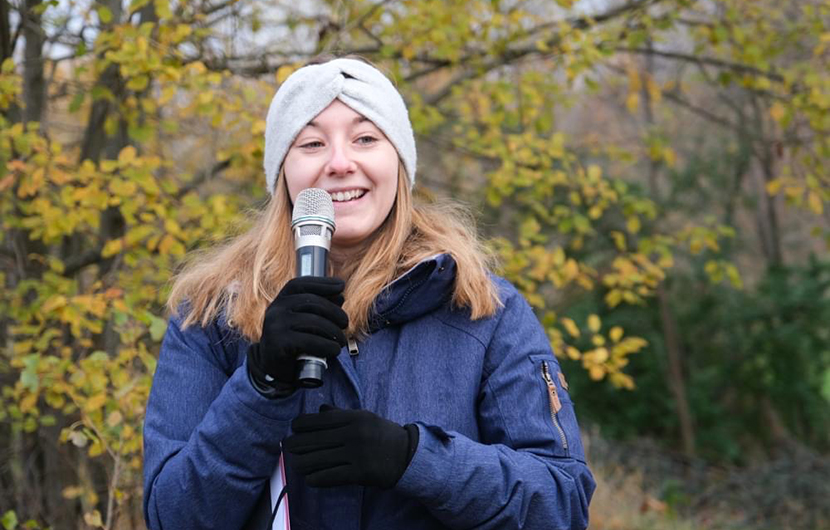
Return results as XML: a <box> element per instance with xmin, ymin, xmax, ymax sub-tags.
<box><xmin>369</xmin><ymin>254</ymin><xmax>457</xmax><ymax>331</ymax></box>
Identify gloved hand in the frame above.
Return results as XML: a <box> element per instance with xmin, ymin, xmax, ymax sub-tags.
<box><xmin>283</xmin><ymin>405</ymin><xmax>419</xmax><ymax>489</ymax></box>
<box><xmin>247</xmin><ymin>277</ymin><xmax>348</xmax><ymax>397</ymax></box>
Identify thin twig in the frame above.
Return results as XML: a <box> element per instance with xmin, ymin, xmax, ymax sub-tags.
<box><xmin>616</xmin><ymin>46</ymin><xmax>785</xmax><ymax>83</ymax></box>
<box><xmin>103</xmin><ymin>432</ymin><xmax>123</xmax><ymax>530</ymax></box>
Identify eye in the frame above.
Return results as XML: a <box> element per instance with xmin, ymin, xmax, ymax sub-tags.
<box><xmin>356</xmin><ymin>135</ymin><xmax>378</xmax><ymax>145</ymax></box>
<box><xmin>299</xmin><ymin>140</ymin><xmax>324</xmax><ymax>149</ymax></box>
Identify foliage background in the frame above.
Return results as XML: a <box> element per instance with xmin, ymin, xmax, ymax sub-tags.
<box><xmin>1</xmin><ymin>0</ymin><xmax>828</xmax><ymax>528</ymax></box>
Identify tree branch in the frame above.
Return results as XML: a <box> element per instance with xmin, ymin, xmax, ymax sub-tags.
<box><xmin>63</xmin><ymin>248</ymin><xmax>105</xmax><ymax>276</ymax></box>
<box><xmin>420</xmin><ymin>0</ymin><xmax>665</xmax><ymax>105</ymax></box>
<box><xmin>616</xmin><ymin>46</ymin><xmax>785</xmax><ymax>83</ymax></box>
<box><xmin>175</xmin><ymin>159</ymin><xmax>231</xmax><ymax>199</ymax></box>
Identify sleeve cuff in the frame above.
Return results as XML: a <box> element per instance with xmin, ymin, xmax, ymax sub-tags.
<box><xmin>394</xmin><ymin>423</ymin><xmax>457</xmax><ymax>505</ymax></box>
<box><xmin>229</xmin><ymin>359</ymin><xmax>303</xmax><ymax>422</ymax></box>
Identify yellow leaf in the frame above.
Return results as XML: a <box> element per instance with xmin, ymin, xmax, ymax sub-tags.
<box><xmin>566</xmin><ymin>346</ymin><xmax>581</xmax><ymax>360</ymax></box>
<box><xmin>85</xmin><ymin>393</ymin><xmax>106</xmax><ymax>413</ymax></box>
<box><xmin>627</xmin><ymin>65</ymin><xmax>642</xmax><ymax>92</ymax></box>
<box><xmin>42</xmin><ymin>295</ymin><xmax>68</xmax><ymax>313</ymax></box>
<box><xmin>158</xmin><ymin>234</ymin><xmax>176</xmax><ymax>255</ymax></box>
<box><xmin>88</xmin><ymin>439</ymin><xmax>105</xmax><ymax>457</ymax></box>
<box><xmin>118</xmin><ymin>146</ymin><xmax>137</xmax><ymax>165</ymax></box>
<box><xmin>126</xmin><ymin>75</ymin><xmax>149</xmax><ymax>91</ymax></box>
<box><xmin>609</xmin><ymin>326</ymin><xmax>624</xmax><ymax>343</ymax></box>
<box><xmin>159</xmin><ymin>85</ymin><xmax>177</xmax><ymax>104</ymax></box>
<box><xmin>769</xmin><ymin>102</ymin><xmax>786</xmax><ymax>122</ymax></box>
<box><xmin>63</xmin><ymin>486</ymin><xmax>84</xmax><ymax>499</ymax></box>
<box><xmin>561</xmin><ymin>318</ymin><xmax>580</xmax><ymax>338</ymax></box>
<box><xmin>588</xmin><ymin>365</ymin><xmax>605</xmax><ymax>381</ymax></box>
<box><xmin>610</xmin><ymin>372</ymin><xmax>635</xmax><ymax>390</ymax></box>
<box><xmin>251</xmin><ymin>119</ymin><xmax>266</xmax><ymax>135</ymax></box>
<box><xmin>663</xmin><ymin>147</ymin><xmax>677</xmax><ymax>167</ymax></box>
<box><xmin>807</xmin><ymin>191</ymin><xmax>823</xmax><ymax>215</ymax></box>
<box><xmin>626</xmin><ymin>92</ymin><xmax>640</xmax><ymax>113</ymax></box>
<box><xmin>0</xmin><ymin>173</ymin><xmax>15</xmax><ymax>192</ymax></box>
<box><xmin>610</xmin><ymin>231</ymin><xmax>626</xmax><ymax>251</ymax></box>
<box><xmin>276</xmin><ymin>64</ymin><xmax>297</xmax><ymax>84</ymax></box>
<box><xmin>84</xmin><ymin>510</ymin><xmax>103</xmax><ymax>528</ymax></box>
<box><xmin>107</xmin><ymin>410</ymin><xmax>123</xmax><ymax>428</ymax></box>
<box><xmin>102</xmin><ymin>238</ymin><xmax>123</xmax><ymax>258</ymax></box>
<box><xmin>20</xmin><ymin>392</ymin><xmax>38</xmax><ymax>413</ymax></box>
<box><xmin>587</xmin><ymin>314</ymin><xmax>601</xmax><ymax>333</ymax></box>
<box><xmin>646</xmin><ymin>75</ymin><xmax>662</xmax><ymax>104</ymax></box>
<box><xmin>627</xmin><ymin>216</ymin><xmax>641</xmax><ymax>234</ymax></box>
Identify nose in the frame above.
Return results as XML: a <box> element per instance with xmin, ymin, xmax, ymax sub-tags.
<box><xmin>324</xmin><ymin>140</ymin><xmax>356</xmax><ymax>177</ymax></box>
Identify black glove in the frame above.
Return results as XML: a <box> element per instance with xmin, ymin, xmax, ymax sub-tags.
<box><xmin>247</xmin><ymin>277</ymin><xmax>348</xmax><ymax>397</ymax></box>
<box><xmin>283</xmin><ymin>405</ymin><xmax>419</xmax><ymax>489</ymax></box>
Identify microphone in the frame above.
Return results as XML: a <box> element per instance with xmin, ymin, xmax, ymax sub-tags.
<box><xmin>291</xmin><ymin>188</ymin><xmax>336</xmax><ymax>388</ymax></box>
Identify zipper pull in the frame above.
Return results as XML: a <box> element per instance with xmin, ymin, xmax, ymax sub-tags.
<box><xmin>347</xmin><ymin>337</ymin><xmax>359</xmax><ymax>356</ymax></box>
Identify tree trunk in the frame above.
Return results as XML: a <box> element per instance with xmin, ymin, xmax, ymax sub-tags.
<box><xmin>640</xmin><ymin>43</ymin><xmax>697</xmax><ymax>458</ymax></box>
<box><xmin>23</xmin><ymin>0</ymin><xmax>46</xmax><ymax>125</ymax></box>
<box><xmin>750</xmin><ymin>95</ymin><xmax>784</xmax><ymax>268</ymax></box>
<box><xmin>657</xmin><ymin>285</ymin><xmax>696</xmax><ymax>456</ymax></box>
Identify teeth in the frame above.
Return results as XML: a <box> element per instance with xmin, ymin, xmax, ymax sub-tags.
<box><xmin>330</xmin><ymin>189</ymin><xmax>365</xmax><ymax>202</ymax></box>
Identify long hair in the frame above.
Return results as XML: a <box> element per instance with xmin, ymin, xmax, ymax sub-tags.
<box><xmin>167</xmin><ymin>165</ymin><xmax>501</xmax><ymax>341</ymax></box>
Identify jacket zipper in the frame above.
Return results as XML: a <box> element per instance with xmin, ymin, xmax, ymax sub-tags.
<box><xmin>348</xmin><ymin>337</ymin><xmax>359</xmax><ymax>356</ymax></box>
<box><xmin>541</xmin><ymin>361</ymin><xmax>569</xmax><ymax>451</ymax></box>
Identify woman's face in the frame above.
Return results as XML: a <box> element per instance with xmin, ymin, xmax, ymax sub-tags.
<box><xmin>284</xmin><ymin>99</ymin><xmax>400</xmax><ymax>251</ymax></box>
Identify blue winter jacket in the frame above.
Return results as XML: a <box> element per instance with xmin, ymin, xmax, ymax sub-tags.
<box><xmin>143</xmin><ymin>254</ymin><xmax>595</xmax><ymax>529</ymax></box>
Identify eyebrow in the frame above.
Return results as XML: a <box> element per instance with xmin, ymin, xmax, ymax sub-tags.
<box><xmin>306</xmin><ymin>116</ymin><xmax>370</xmax><ymax>128</ymax></box>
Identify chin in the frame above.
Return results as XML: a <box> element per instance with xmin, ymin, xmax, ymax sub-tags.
<box><xmin>332</xmin><ymin>234</ymin><xmax>368</xmax><ymax>250</ymax></box>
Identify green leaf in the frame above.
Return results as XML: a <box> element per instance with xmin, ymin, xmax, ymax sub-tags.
<box><xmin>821</xmin><ymin>368</ymin><xmax>830</xmax><ymax>404</ymax></box>
<box><xmin>149</xmin><ymin>315</ymin><xmax>167</xmax><ymax>341</ymax></box>
<box><xmin>128</xmin><ymin>124</ymin><xmax>153</xmax><ymax>142</ymax></box>
<box><xmin>21</xmin><ymin>354</ymin><xmax>39</xmax><ymax>392</ymax></box>
<box><xmin>127</xmin><ymin>75</ymin><xmax>149</xmax><ymax>91</ymax></box>
<box><xmin>97</xmin><ymin>6</ymin><xmax>113</xmax><ymax>24</ymax></box>
<box><xmin>1</xmin><ymin>510</ymin><xmax>18</xmax><ymax>530</ymax></box>
<box><xmin>68</xmin><ymin>92</ymin><xmax>85</xmax><ymax>113</ymax></box>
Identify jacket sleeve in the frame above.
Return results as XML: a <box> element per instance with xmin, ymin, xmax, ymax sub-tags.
<box><xmin>142</xmin><ymin>311</ymin><xmax>301</xmax><ymax>530</ymax></box>
<box><xmin>394</xmin><ymin>284</ymin><xmax>596</xmax><ymax>530</ymax></box>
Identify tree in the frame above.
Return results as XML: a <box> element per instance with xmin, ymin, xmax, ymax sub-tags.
<box><xmin>1</xmin><ymin>0</ymin><xmax>827</xmax><ymax>526</ymax></box>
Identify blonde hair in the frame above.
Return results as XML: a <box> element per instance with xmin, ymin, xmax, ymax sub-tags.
<box><xmin>167</xmin><ymin>166</ymin><xmax>501</xmax><ymax>341</ymax></box>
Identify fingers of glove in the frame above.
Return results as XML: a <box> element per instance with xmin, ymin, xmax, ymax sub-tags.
<box><xmin>288</xmin><ymin>298</ymin><xmax>349</xmax><ymax>331</ymax></box>
<box><xmin>290</xmin><ymin>446</ymin><xmax>351</xmax><ymax>476</ymax></box>
<box><xmin>283</xmin><ymin>428</ymin><xmax>347</xmax><ymax>455</ymax></box>
<box><xmin>281</xmin><ymin>331</ymin><xmax>344</xmax><ymax>360</ymax></box>
<box><xmin>291</xmin><ymin>407</ymin><xmax>356</xmax><ymax>433</ymax></box>
<box><xmin>287</xmin><ymin>313</ymin><xmax>346</xmax><ymax>345</ymax></box>
<box><xmin>304</xmin><ymin>464</ymin><xmax>358</xmax><ymax>488</ymax></box>
<box><xmin>279</xmin><ymin>277</ymin><xmax>345</xmax><ymax>298</ymax></box>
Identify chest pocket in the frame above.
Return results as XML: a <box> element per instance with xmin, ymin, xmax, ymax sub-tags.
<box><xmin>529</xmin><ymin>355</ymin><xmax>585</xmax><ymax>461</ymax></box>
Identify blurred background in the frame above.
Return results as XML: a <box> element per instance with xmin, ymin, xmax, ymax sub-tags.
<box><xmin>1</xmin><ymin>0</ymin><xmax>828</xmax><ymax>528</ymax></box>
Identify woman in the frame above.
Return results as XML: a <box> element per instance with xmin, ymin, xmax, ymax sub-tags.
<box><xmin>143</xmin><ymin>57</ymin><xmax>595</xmax><ymax>530</ymax></box>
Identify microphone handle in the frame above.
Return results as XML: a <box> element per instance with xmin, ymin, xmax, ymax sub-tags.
<box><xmin>296</xmin><ymin>245</ymin><xmax>328</xmax><ymax>277</ymax></box>
<box><xmin>295</xmin><ymin>244</ymin><xmax>329</xmax><ymax>388</ymax></box>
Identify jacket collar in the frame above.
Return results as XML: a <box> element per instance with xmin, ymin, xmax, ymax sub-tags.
<box><xmin>369</xmin><ymin>253</ymin><xmax>456</xmax><ymax>331</ymax></box>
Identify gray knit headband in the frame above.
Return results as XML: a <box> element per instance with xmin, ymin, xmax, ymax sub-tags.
<box><xmin>263</xmin><ymin>58</ymin><xmax>417</xmax><ymax>195</ymax></box>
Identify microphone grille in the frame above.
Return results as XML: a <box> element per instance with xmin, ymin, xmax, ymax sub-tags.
<box><xmin>292</xmin><ymin>188</ymin><xmax>335</xmax><ymax>226</ymax></box>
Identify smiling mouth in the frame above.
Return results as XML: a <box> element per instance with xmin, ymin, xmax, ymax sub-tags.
<box><xmin>330</xmin><ymin>189</ymin><xmax>366</xmax><ymax>202</ymax></box>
